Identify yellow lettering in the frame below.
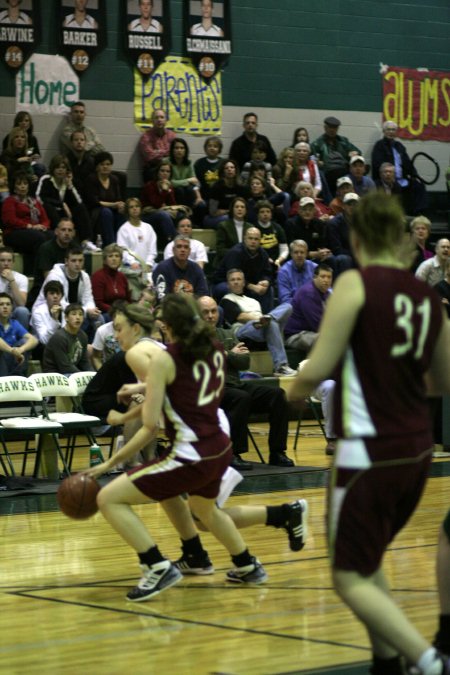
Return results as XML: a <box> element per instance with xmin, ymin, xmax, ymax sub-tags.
<box><xmin>383</xmin><ymin>71</ymin><xmax>399</xmax><ymax>121</ymax></box>
<box><xmin>423</xmin><ymin>77</ymin><xmax>439</xmax><ymax>127</ymax></box>
<box><xmin>438</xmin><ymin>78</ymin><xmax>450</xmax><ymax>126</ymax></box>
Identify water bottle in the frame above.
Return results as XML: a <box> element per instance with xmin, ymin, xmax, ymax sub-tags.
<box><xmin>89</xmin><ymin>443</ymin><xmax>104</xmax><ymax>467</ymax></box>
<box><xmin>95</xmin><ymin>234</ymin><xmax>103</xmax><ymax>249</ymax></box>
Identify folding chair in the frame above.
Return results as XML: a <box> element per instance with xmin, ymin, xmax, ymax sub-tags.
<box><xmin>0</xmin><ymin>375</ymin><xmax>66</xmax><ymax>477</ymax></box>
<box><xmin>68</xmin><ymin>372</ymin><xmax>119</xmax><ymax>462</ymax></box>
<box><xmin>293</xmin><ymin>360</ymin><xmax>327</xmax><ymax>451</ymax></box>
<box><xmin>29</xmin><ymin>372</ymin><xmax>100</xmax><ymax>470</ymax></box>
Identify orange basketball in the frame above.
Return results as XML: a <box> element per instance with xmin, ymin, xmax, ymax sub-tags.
<box><xmin>57</xmin><ymin>474</ymin><xmax>100</xmax><ymax>520</ymax></box>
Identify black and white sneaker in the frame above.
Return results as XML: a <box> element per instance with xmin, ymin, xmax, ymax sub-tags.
<box><xmin>126</xmin><ymin>561</ymin><xmax>182</xmax><ymax>601</ymax></box>
<box><xmin>226</xmin><ymin>557</ymin><xmax>268</xmax><ymax>584</ymax></box>
<box><xmin>175</xmin><ymin>553</ymin><xmax>214</xmax><ymax>576</ymax></box>
<box><xmin>284</xmin><ymin>499</ymin><xmax>308</xmax><ymax>551</ymax></box>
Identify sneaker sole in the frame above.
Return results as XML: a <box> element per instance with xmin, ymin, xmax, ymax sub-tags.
<box><xmin>126</xmin><ymin>568</ymin><xmax>182</xmax><ymax>602</ymax></box>
<box><xmin>176</xmin><ymin>565</ymin><xmax>214</xmax><ymax>576</ymax></box>
<box><xmin>226</xmin><ymin>572</ymin><xmax>268</xmax><ymax>584</ymax></box>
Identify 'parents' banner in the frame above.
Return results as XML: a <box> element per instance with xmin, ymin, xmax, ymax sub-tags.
<box><xmin>16</xmin><ymin>53</ymin><xmax>79</xmax><ymax>115</ymax></box>
<box><xmin>382</xmin><ymin>66</ymin><xmax>450</xmax><ymax>141</ymax></box>
<box><xmin>134</xmin><ymin>56</ymin><xmax>221</xmax><ymax>135</ymax></box>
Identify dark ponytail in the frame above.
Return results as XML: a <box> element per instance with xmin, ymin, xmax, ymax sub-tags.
<box><xmin>162</xmin><ymin>294</ymin><xmax>215</xmax><ymax>360</ymax></box>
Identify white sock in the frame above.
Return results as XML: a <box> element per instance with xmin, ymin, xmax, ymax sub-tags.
<box><xmin>417</xmin><ymin>647</ymin><xmax>443</xmax><ymax>675</ymax></box>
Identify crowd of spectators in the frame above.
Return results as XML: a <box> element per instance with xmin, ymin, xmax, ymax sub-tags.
<box><xmin>0</xmin><ymin>103</ymin><xmax>446</xmax><ymax>464</ymax></box>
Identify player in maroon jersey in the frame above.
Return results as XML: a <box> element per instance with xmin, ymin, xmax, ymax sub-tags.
<box><xmin>87</xmin><ymin>297</ymin><xmax>267</xmax><ymax>601</ymax></box>
<box><xmin>288</xmin><ymin>192</ymin><xmax>450</xmax><ymax>675</ymax></box>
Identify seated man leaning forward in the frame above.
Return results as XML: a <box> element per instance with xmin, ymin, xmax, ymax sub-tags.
<box><xmin>219</xmin><ymin>268</ymin><xmax>296</xmax><ymax>377</ymax></box>
<box><xmin>285</xmin><ymin>263</ymin><xmax>333</xmax><ymax>352</ymax></box>
<box><xmin>199</xmin><ymin>295</ymin><xmax>294</xmax><ymax>469</ymax></box>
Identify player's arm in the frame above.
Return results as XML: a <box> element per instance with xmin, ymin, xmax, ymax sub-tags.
<box><xmin>142</xmin><ymin>350</ymin><xmax>175</xmax><ymax>434</ymax></box>
<box><xmin>424</xmin><ymin>315</ymin><xmax>450</xmax><ymax>396</ymax></box>
<box><xmin>86</xmin><ymin>425</ymin><xmax>154</xmax><ymax>478</ymax></box>
<box><xmin>288</xmin><ymin>270</ymin><xmax>364</xmax><ymax>404</ymax></box>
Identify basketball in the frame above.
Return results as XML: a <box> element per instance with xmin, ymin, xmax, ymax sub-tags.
<box><xmin>57</xmin><ymin>474</ymin><xmax>100</xmax><ymax>520</ymax></box>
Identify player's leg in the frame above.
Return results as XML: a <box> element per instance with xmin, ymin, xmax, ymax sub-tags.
<box><xmin>97</xmin><ymin>474</ymin><xmax>182</xmax><ymax>601</ymax></box>
<box><xmin>435</xmin><ymin>512</ymin><xmax>450</xmax><ymax>655</ymax></box>
<box><xmin>188</xmin><ymin>494</ymin><xmax>267</xmax><ymax>584</ymax></box>
<box><xmin>162</xmin><ymin>495</ymin><xmax>214</xmax><ymax>575</ymax></box>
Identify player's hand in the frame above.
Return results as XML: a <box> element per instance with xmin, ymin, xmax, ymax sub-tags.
<box><xmin>82</xmin><ymin>461</ymin><xmax>110</xmax><ymax>479</ymax></box>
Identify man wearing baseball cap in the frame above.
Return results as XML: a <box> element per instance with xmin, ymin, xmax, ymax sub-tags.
<box><xmin>328</xmin><ymin>192</ymin><xmax>359</xmax><ymax>274</ymax></box>
<box><xmin>347</xmin><ymin>155</ymin><xmax>376</xmax><ymax>196</ymax></box>
<box><xmin>310</xmin><ymin>116</ymin><xmax>361</xmax><ymax>193</ymax></box>
<box><xmin>329</xmin><ymin>176</ymin><xmax>353</xmax><ymax>215</ymax></box>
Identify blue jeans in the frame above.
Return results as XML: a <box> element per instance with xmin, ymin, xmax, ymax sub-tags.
<box><xmin>236</xmin><ymin>303</ymin><xmax>292</xmax><ymax>370</ymax></box>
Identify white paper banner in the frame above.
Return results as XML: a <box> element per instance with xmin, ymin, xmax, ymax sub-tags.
<box><xmin>15</xmin><ymin>53</ymin><xmax>79</xmax><ymax>115</ymax></box>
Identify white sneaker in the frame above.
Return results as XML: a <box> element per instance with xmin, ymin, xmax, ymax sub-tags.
<box><xmin>83</xmin><ymin>241</ymin><xmax>101</xmax><ymax>253</ymax></box>
<box><xmin>273</xmin><ymin>364</ymin><xmax>297</xmax><ymax>377</ymax></box>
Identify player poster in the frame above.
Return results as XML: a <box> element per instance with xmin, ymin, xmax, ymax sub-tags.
<box><xmin>59</xmin><ymin>0</ymin><xmax>106</xmax><ymax>73</ymax></box>
<box><xmin>125</xmin><ymin>0</ymin><xmax>171</xmax><ymax>77</ymax></box>
<box><xmin>0</xmin><ymin>0</ymin><xmax>40</xmax><ymax>70</ymax></box>
<box><xmin>185</xmin><ymin>0</ymin><xmax>231</xmax><ymax>80</ymax></box>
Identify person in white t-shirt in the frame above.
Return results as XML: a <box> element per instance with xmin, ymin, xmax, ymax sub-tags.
<box><xmin>163</xmin><ymin>216</ymin><xmax>208</xmax><ymax>269</ymax></box>
<box><xmin>128</xmin><ymin>0</ymin><xmax>162</xmax><ymax>32</ymax></box>
<box><xmin>0</xmin><ymin>246</ymin><xmax>30</xmax><ymax>328</ymax></box>
<box><xmin>116</xmin><ymin>197</ymin><xmax>157</xmax><ymax>274</ymax></box>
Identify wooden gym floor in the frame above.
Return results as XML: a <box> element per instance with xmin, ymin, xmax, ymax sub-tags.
<box><xmin>1</xmin><ymin>423</ymin><xmax>449</xmax><ymax>675</ymax></box>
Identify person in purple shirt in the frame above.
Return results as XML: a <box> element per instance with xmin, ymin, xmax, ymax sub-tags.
<box><xmin>152</xmin><ymin>235</ymin><xmax>209</xmax><ymax>300</ymax></box>
<box><xmin>277</xmin><ymin>240</ymin><xmax>317</xmax><ymax>304</ymax></box>
<box><xmin>284</xmin><ymin>264</ymin><xmax>333</xmax><ymax>351</ymax></box>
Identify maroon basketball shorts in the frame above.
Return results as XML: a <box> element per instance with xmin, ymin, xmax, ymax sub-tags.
<box><xmin>328</xmin><ymin>438</ymin><xmax>432</xmax><ymax>576</ymax></box>
<box><xmin>128</xmin><ymin>438</ymin><xmax>233</xmax><ymax>502</ymax></box>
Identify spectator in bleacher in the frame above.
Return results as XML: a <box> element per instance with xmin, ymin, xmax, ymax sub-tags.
<box><xmin>64</xmin><ymin>129</ymin><xmax>96</xmax><ymax>195</ymax></box>
<box><xmin>219</xmin><ymin>269</ymin><xmax>296</xmax><ymax>377</ymax></box>
<box><xmin>139</xmin><ymin>108</ymin><xmax>176</xmax><ymax>182</ymax></box>
<box><xmin>410</xmin><ymin>215</ymin><xmax>434</xmax><ymax>273</ymax></box>
<box><xmin>1</xmin><ymin>172</ymin><xmax>52</xmax><ymax>272</ymax></box>
<box><xmin>328</xmin><ymin>176</ymin><xmax>353</xmax><ymax>215</ymax></box>
<box><xmin>0</xmin><ymin>291</ymin><xmax>37</xmax><ymax>376</ymax></box>
<box><xmin>33</xmin><ymin>245</ymin><xmax>103</xmax><ymax>341</ymax></box>
<box><xmin>272</xmin><ymin>147</ymin><xmax>297</xmax><ymax>194</ymax></box>
<box><xmin>30</xmin><ymin>217</ymin><xmax>76</xmax><ymax>303</ymax></box>
<box><xmin>205</xmin><ymin>158</ymin><xmax>247</xmax><ymax>229</ymax></box>
<box><xmin>284</xmin><ymin>263</ymin><xmax>333</xmax><ymax>352</ymax></box>
<box><xmin>164</xmin><ymin>216</ymin><xmax>208</xmax><ymax>269</ymax></box>
<box><xmin>91</xmin><ymin>299</ymin><xmax>134</xmax><ymax>370</ymax></box>
<box><xmin>84</xmin><ymin>151</ymin><xmax>126</xmax><ymax>246</ymax></box>
<box><xmin>42</xmin><ymin>303</ymin><xmax>90</xmax><ymax>374</ymax></box>
<box><xmin>246</xmin><ymin>173</ymin><xmax>290</xmax><ymax>223</ymax></box>
<box><xmin>289</xmin><ymin>181</ymin><xmax>331</xmax><ymax>220</ymax></box>
<box><xmin>292</xmin><ymin>127</ymin><xmax>311</xmax><ymax>148</ymax></box>
<box><xmin>116</xmin><ymin>197</ymin><xmax>157</xmax><ymax>273</ymax></box>
<box><xmin>140</xmin><ymin>159</ymin><xmax>179</xmax><ymax>246</ymax></box>
<box><xmin>214</xmin><ymin>227</ymin><xmax>274</xmax><ymax>313</ymax></box>
<box><xmin>240</xmin><ymin>141</ymin><xmax>273</xmax><ymax>184</ymax></box>
<box><xmin>0</xmin><ymin>127</ymin><xmax>36</xmax><ymax>185</ymax></box>
<box><xmin>91</xmin><ymin>244</ymin><xmax>131</xmax><ymax>322</ymax></box>
<box><xmin>214</xmin><ymin>196</ymin><xmax>252</xmax><ymax>268</ymax></box>
<box><xmin>277</xmin><ymin>240</ymin><xmax>317</xmax><ymax>304</ymax></box>
<box><xmin>30</xmin><ymin>280</ymin><xmax>64</xmax><ymax>346</ymax></box>
<box><xmin>169</xmin><ymin>137</ymin><xmax>205</xmax><ymax>215</ymax></box>
<box><xmin>310</xmin><ymin>116</ymin><xmax>361</xmax><ymax>193</ymax></box>
<box><xmin>346</xmin><ymin>155</ymin><xmax>376</xmax><ymax>196</ymax></box>
<box><xmin>293</xmin><ymin>142</ymin><xmax>322</xmax><ymax>197</ymax></box>
<box><xmin>60</xmin><ymin>101</ymin><xmax>105</xmax><ymax>156</ymax></box>
<box><xmin>375</xmin><ymin>162</ymin><xmax>404</xmax><ymax>200</ymax></box>
<box><xmin>152</xmin><ymin>234</ymin><xmax>209</xmax><ymax>300</ymax></box>
<box><xmin>253</xmin><ymin>200</ymin><xmax>288</xmax><ymax>269</ymax></box>
<box><xmin>328</xmin><ymin>192</ymin><xmax>359</xmax><ymax>274</ymax></box>
<box><xmin>0</xmin><ymin>246</ymin><xmax>30</xmax><ymax>328</ymax></box>
<box><xmin>285</xmin><ymin>197</ymin><xmax>333</xmax><ymax>263</ymax></box>
<box><xmin>194</xmin><ymin>135</ymin><xmax>223</xmax><ymax>201</ymax></box>
<box><xmin>35</xmin><ymin>154</ymin><xmax>97</xmax><ymax>251</ymax></box>
<box><xmin>371</xmin><ymin>120</ymin><xmax>427</xmax><ymax>214</ymax></box>
<box><xmin>2</xmin><ymin>111</ymin><xmax>45</xmax><ymax>178</ymax></box>
<box><xmin>415</xmin><ymin>238</ymin><xmax>450</xmax><ymax>287</ymax></box>
<box><xmin>434</xmin><ymin>259</ymin><xmax>450</xmax><ymax>318</ymax></box>
<box><xmin>0</xmin><ymin>162</ymin><xmax>9</xmax><ymax>202</ymax></box>
<box><xmin>229</xmin><ymin>112</ymin><xmax>276</xmax><ymax>170</ymax></box>
<box><xmin>198</xmin><ymin>295</ymin><xmax>294</xmax><ymax>468</ymax></box>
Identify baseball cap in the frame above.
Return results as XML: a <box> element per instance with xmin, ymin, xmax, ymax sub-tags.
<box><xmin>336</xmin><ymin>176</ymin><xmax>353</xmax><ymax>188</ymax></box>
<box><xmin>343</xmin><ymin>192</ymin><xmax>360</xmax><ymax>204</ymax></box>
<box><xmin>299</xmin><ymin>197</ymin><xmax>315</xmax><ymax>208</ymax></box>
<box><xmin>350</xmin><ymin>155</ymin><xmax>366</xmax><ymax>165</ymax></box>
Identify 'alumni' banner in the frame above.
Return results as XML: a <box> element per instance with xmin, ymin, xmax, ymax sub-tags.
<box><xmin>382</xmin><ymin>65</ymin><xmax>450</xmax><ymax>141</ymax></box>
